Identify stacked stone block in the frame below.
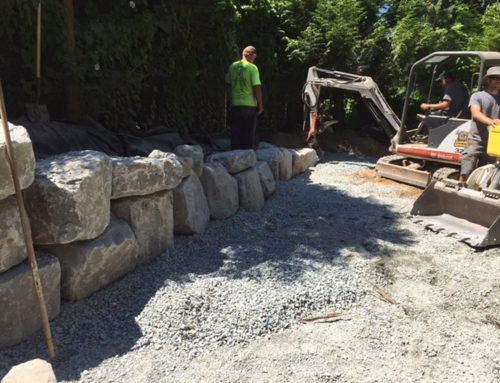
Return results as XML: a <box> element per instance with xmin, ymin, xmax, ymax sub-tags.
<box><xmin>0</xmin><ymin>124</ymin><xmax>60</xmax><ymax>347</ymax></box>
<box><xmin>0</xmin><ymin>131</ymin><xmax>318</xmax><ymax>347</ymax></box>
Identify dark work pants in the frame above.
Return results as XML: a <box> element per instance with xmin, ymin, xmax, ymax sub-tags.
<box><xmin>460</xmin><ymin>139</ymin><xmax>493</xmax><ymax>176</ymax></box>
<box><xmin>229</xmin><ymin>106</ymin><xmax>258</xmax><ymax>150</ymax></box>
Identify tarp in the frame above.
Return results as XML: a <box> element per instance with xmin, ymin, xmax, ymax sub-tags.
<box><xmin>13</xmin><ymin>117</ymin><xmax>188</xmax><ymax>159</ymax></box>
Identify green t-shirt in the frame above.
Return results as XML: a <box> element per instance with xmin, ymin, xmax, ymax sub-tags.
<box><xmin>226</xmin><ymin>60</ymin><xmax>261</xmax><ymax>107</ymax></box>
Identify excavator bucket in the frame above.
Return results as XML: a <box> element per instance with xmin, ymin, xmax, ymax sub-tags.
<box><xmin>411</xmin><ymin>178</ymin><xmax>500</xmax><ymax>247</ymax></box>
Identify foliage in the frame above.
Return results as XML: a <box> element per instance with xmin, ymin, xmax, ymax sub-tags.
<box><xmin>0</xmin><ymin>1</ymin><xmax>498</xmax><ymax>135</ymax></box>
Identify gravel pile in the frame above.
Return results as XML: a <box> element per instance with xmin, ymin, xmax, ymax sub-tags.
<box><xmin>1</xmin><ymin>152</ymin><xmax>498</xmax><ymax>383</ymax></box>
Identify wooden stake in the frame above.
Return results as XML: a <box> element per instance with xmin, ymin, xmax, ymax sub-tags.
<box><xmin>0</xmin><ymin>79</ymin><xmax>56</xmax><ymax>359</ymax></box>
<box><xmin>299</xmin><ymin>312</ymin><xmax>344</xmax><ymax>324</ymax></box>
<box><xmin>365</xmin><ymin>279</ymin><xmax>397</xmax><ymax>305</ymax></box>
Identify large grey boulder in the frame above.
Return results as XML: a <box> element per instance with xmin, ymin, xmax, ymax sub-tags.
<box><xmin>290</xmin><ymin>148</ymin><xmax>319</xmax><ymax>175</ymax></box>
<box><xmin>24</xmin><ymin>150</ymin><xmax>112</xmax><ymax>245</ymax></box>
<box><xmin>147</xmin><ymin>150</ymin><xmax>184</xmax><ymax>188</ymax></box>
<box><xmin>255</xmin><ymin>161</ymin><xmax>276</xmax><ymax>198</ymax></box>
<box><xmin>173</xmin><ymin>172</ymin><xmax>210</xmax><ymax>234</ymax></box>
<box><xmin>207</xmin><ymin>149</ymin><xmax>256</xmax><ymax>174</ymax></box>
<box><xmin>112</xmin><ymin>191</ymin><xmax>174</xmax><ymax>264</ymax></box>
<box><xmin>234</xmin><ymin>167</ymin><xmax>265</xmax><ymax>212</ymax></box>
<box><xmin>199</xmin><ymin>163</ymin><xmax>239</xmax><ymax>220</ymax></box>
<box><xmin>0</xmin><ymin>254</ymin><xmax>60</xmax><ymax>347</ymax></box>
<box><xmin>177</xmin><ymin>156</ymin><xmax>194</xmax><ymax>178</ymax></box>
<box><xmin>43</xmin><ymin>217</ymin><xmax>139</xmax><ymax>301</ymax></box>
<box><xmin>0</xmin><ymin>197</ymin><xmax>26</xmax><ymax>273</ymax></box>
<box><xmin>0</xmin><ymin>123</ymin><xmax>35</xmax><ymax>201</ymax></box>
<box><xmin>148</xmin><ymin>149</ymin><xmax>190</xmax><ymax>180</ymax></box>
<box><xmin>111</xmin><ymin>156</ymin><xmax>181</xmax><ymax>199</ymax></box>
<box><xmin>1</xmin><ymin>359</ymin><xmax>56</xmax><ymax>383</ymax></box>
<box><xmin>279</xmin><ymin>148</ymin><xmax>293</xmax><ymax>181</ymax></box>
<box><xmin>255</xmin><ymin>148</ymin><xmax>280</xmax><ymax>182</ymax></box>
<box><xmin>174</xmin><ymin>145</ymin><xmax>204</xmax><ymax>176</ymax></box>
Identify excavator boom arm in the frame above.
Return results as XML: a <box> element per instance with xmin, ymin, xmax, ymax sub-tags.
<box><xmin>303</xmin><ymin>67</ymin><xmax>401</xmax><ymax>143</ymax></box>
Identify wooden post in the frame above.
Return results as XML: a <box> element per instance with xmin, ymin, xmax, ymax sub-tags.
<box><xmin>36</xmin><ymin>0</ymin><xmax>42</xmax><ymax>104</ymax></box>
<box><xmin>0</xmin><ymin>79</ymin><xmax>56</xmax><ymax>359</ymax></box>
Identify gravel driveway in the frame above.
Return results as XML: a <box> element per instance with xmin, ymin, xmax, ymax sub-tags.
<box><xmin>1</xmin><ymin>152</ymin><xmax>499</xmax><ymax>382</ymax></box>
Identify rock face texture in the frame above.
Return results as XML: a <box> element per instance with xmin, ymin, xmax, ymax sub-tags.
<box><xmin>200</xmin><ymin>163</ymin><xmax>239</xmax><ymax>220</ymax></box>
<box><xmin>0</xmin><ymin>254</ymin><xmax>60</xmax><ymax>347</ymax></box>
<box><xmin>24</xmin><ymin>150</ymin><xmax>112</xmax><ymax>245</ymax></box>
<box><xmin>112</xmin><ymin>191</ymin><xmax>174</xmax><ymax>264</ymax></box>
<box><xmin>278</xmin><ymin>148</ymin><xmax>293</xmax><ymax>181</ymax></box>
<box><xmin>111</xmin><ymin>156</ymin><xmax>181</xmax><ymax>199</ymax></box>
<box><xmin>0</xmin><ymin>123</ymin><xmax>35</xmax><ymax>201</ymax></box>
<box><xmin>148</xmin><ymin>150</ymin><xmax>185</xmax><ymax>186</ymax></box>
<box><xmin>0</xmin><ymin>143</ymin><xmax>319</xmax><ymax>348</ymax></box>
<box><xmin>255</xmin><ymin>161</ymin><xmax>276</xmax><ymax>198</ymax></box>
<box><xmin>177</xmin><ymin>156</ymin><xmax>194</xmax><ymax>178</ymax></box>
<box><xmin>255</xmin><ymin>148</ymin><xmax>281</xmax><ymax>182</ymax></box>
<box><xmin>0</xmin><ymin>196</ymin><xmax>26</xmax><ymax>273</ymax></box>
<box><xmin>234</xmin><ymin>167</ymin><xmax>265</xmax><ymax>212</ymax></box>
<box><xmin>290</xmin><ymin>148</ymin><xmax>319</xmax><ymax>175</ymax></box>
<box><xmin>207</xmin><ymin>150</ymin><xmax>256</xmax><ymax>174</ymax></box>
<box><xmin>174</xmin><ymin>145</ymin><xmax>204</xmax><ymax>176</ymax></box>
<box><xmin>173</xmin><ymin>172</ymin><xmax>210</xmax><ymax>234</ymax></box>
<box><xmin>43</xmin><ymin>217</ymin><xmax>139</xmax><ymax>301</ymax></box>
<box><xmin>1</xmin><ymin>359</ymin><xmax>57</xmax><ymax>383</ymax></box>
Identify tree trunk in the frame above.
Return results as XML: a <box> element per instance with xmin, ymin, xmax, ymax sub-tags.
<box><xmin>62</xmin><ymin>0</ymin><xmax>81</xmax><ymax>121</ymax></box>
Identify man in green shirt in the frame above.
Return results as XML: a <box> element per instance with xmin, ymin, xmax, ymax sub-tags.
<box><xmin>226</xmin><ymin>45</ymin><xmax>264</xmax><ymax>150</ymax></box>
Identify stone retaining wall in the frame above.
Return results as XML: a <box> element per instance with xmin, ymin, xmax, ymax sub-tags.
<box><xmin>0</xmin><ymin>124</ymin><xmax>319</xmax><ymax>347</ymax></box>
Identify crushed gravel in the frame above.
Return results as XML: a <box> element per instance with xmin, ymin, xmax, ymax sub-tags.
<box><xmin>0</xmin><ymin>152</ymin><xmax>499</xmax><ymax>383</ymax></box>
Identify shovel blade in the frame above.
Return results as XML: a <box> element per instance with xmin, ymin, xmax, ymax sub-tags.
<box><xmin>411</xmin><ymin>180</ymin><xmax>500</xmax><ymax>247</ymax></box>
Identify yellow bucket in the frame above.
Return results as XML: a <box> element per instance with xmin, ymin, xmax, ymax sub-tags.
<box><xmin>487</xmin><ymin>125</ymin><xmax>500</xmax><ymax>157</ymax></box>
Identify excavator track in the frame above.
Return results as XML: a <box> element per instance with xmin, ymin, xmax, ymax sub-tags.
<box><xmin>375</xmin><ymin>154</ymin><xmax>432</xmax><ymax>188</ymax></box>
<box><xmin>431</xmin><ymin>167</ymin><xmax>460</xmax><ymax>181</ymax></box>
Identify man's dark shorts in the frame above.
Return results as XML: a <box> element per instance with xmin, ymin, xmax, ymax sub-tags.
<box><xmin>230</xmin><ymin>106</ymin><xmax>258</xmax><ymax>150</ymax></box>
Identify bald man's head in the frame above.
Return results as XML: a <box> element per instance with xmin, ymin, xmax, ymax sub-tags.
<box><xmin>242</xmin><ymin>46</ymin><xmax>257</xmax><ymax>62</ymax></box>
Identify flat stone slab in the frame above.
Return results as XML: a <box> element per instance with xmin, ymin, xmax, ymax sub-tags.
<box><xmin>1</xmin><ymin>359</ymin><xmax>56</xmax><ymax>383</ymax></box>
<box><xmin>112</xmin><ymin>191</ymin><xmax>174</xmax><ymax>264</ymax></box>
<box><xmin>0</xmin><ymin>196</ymin><xmax>26</xmax><ymax>273</ymax></box>
<box><xmin>234</xmin><ymin>167</ymin><xmax>265</xmax><ymax>212</ymax></box>
<box><xmin>174</xmin><ymin>145</ymin><xmax>204</xmax><ymax>176</ymax></box>
<box><xmin>0</xmin><ymin>253</ymin><xmax>60</xmax><ymax>347</ymax></box>
<box><xmin>290</xmin><ymin>148</ymin><xmax>319</xmax><ymax>175</ymax></box>
<box><xmin>207</xmin><ymin>149</ymin><xmax>256</xmax><ymax>174</ymax></box>
<box><xmin>200</xmin><ymin>163</ymin><xmax>239</xmax><ymax>220</ymax></box>
<box><xmin>42</xmin><ymin>217</ymin><xmax>139</xmax><ymax>301</ymax></box>
<box><xmin>24</xmin><ymin>150</ymin><xmax>112</xmax><ymax>245</ymax></box>
<box><xmin>255</xmin><ymin>161</ymin><xmax>276</xmax><ymax>198</ymax></box>
<box><xmin>173</xmin><ymin>172</ymin><xmax>210</xmax><ymax>234</ymax></box>
<box><xmin>111</xmin><ymin>156</ymin><xmax>181</xmax><ymax>199</ymax></box>
<box><xmin>0</xmin><ymin>123</ymin><xmax>35</xmax><ymax>201</ymax></box>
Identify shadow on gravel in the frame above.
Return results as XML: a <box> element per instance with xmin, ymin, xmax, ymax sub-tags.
<box><xmin>0</xmin><ymin>153</ymin><xmax>418</xmax><ymax>381</ymax></box>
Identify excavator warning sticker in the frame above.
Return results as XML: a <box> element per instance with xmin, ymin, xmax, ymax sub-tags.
<box><xmin>454</xmin><ymin>131</ymin><xmax>468</xmax><ymax>149</ymax></box>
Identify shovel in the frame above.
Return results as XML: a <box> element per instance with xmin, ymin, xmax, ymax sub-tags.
<box><xmin>26</xmin><ymin>0</ymin><xmax>50</xmax><ymax>123</ymax></box>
